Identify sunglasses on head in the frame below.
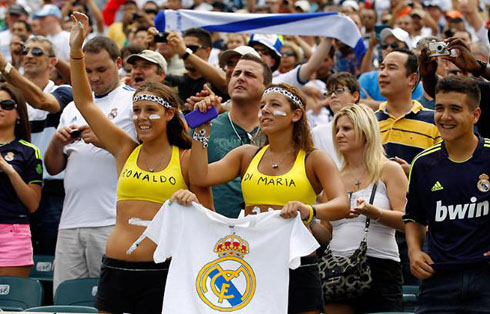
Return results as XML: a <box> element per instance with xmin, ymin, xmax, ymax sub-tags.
<box><xmin>380</xmin><ymin>42</ymin><xmax>401</xmax><ymax>50</ymax></box>
<box><xmin>0</xmin><ymin>100</ymin><xmax>17</xmax><ymax>110</ymax></box>
<box><xmin>21</xmin><ymin>47</ymin><xmax>45</xmax><ymax>57</ymax></box>
<box><xmin>186</xmin><ymin>45</ymin><xmax>202</xmax><ymax>53</ymax></box>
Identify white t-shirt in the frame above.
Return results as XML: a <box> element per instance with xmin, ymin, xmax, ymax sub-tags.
<box><xmin>144</xmin><ymin>202</ymin><xmax>319</xmax><ymax>314</ymax></box>
<box><xmin>312</xmin><ymin>121</ymin><xmax>342</xmax><ymax>169</ymax></box>
<box><xmin>0</xmin><ymin>30</ymin><xmax>12</xmax><ymax>62</ymax></box>
<box><xmin>47</xmin><ymin>30</ymin><xmax>71</xmax><ymax>61</ymax></box>
<box><xmin>28</xmin><ymin>81</ymin><xmax>72</xmax><ymax>180</ymax></box>
<box><xmin>273</xmin><ymin>65</ymin><xmax>307</xmax><ymax>89</ymax></box>
<box><xmin>329</xmin><ymin>182</ymin><xmax>400</xmax><ymax>262</ymax></box>
<box><xmin>58</xmin><ymin>84</ymin><xmax>136</xmax><ymax>229</ymax></box>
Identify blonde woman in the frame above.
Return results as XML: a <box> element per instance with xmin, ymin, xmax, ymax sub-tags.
<box><xmin>323</xmin><ymin>104</ymin><xmax>407</xmax><ymax>313</ymax></box>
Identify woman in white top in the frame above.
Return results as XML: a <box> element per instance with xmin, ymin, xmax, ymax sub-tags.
<box><xmin>323</xmin><ymin>104</ymin><xmax>408</xmax><ymax>314</ymax></box>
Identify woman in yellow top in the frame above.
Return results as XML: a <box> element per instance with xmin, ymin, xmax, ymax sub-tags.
<box><xmin>189</xmin><ymin>82</ymin><xmax>349</xmax><ymax>314</ymax></box>
<box><xmin>69</xmin><ymin>13</ymin><xmax>212</xmax><ymax>313</ymax></box>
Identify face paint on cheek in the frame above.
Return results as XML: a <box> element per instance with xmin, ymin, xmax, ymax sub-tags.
<box><xmin>149</xmin><ymin>114</ymin><xmax>161</xmax><ymax>120</ymax></box>
<box><xmin>272</xmin><ymin>110</ymin><xmax>287</xmax><ymax>117</ymax></box>
<box><xmin>132</xmin><ymin>115</ymin><xmax>138</xmax><ymax>120</ymax></box>
<box><xmin>258</xmin><ymin>111</ymin><xmax>262</xmax><ymax>118</ymax></box>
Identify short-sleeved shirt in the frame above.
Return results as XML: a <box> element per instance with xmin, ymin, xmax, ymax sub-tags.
<box><xmin>207</xmin><ymin>112</ymin><xmax>263</xmax><ymax>218</ymax></box>
<box><xmin>403</xmin><ymin>137</ymin><xmax>490</xmax><ymax>269</ymax></box>
<box><xmin>376</xmin><ymin>100</ymin><xmax>441</xmax><ymax>163</ymax></box>
<box><xmin>359</xmin><ymin>70</ymin><xmax>424</xmax><ymax>101</ymax></box>
<box><xmin>0</xmin><ymin>138</ymin><xmax>43</xmax><ymax>224</ymax></box>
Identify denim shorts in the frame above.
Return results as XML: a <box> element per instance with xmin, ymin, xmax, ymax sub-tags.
<box><xmin>288</xmin><ymin>256</ymin><xmax>324</xmax><ymax>314</ymax></box>
<box><xmin>416</xmin><ymin>262</ymin><xmax>490</xmax><ymax>314</ymax></box>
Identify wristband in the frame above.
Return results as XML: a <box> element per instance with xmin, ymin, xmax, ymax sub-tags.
<box><xmin>473</xmin><ymin>60</ymin><xmax>487</xmax><ymax>77</ymax></box>
<box><xmin>70</xmin><ymin>55</ymin><xmax>84</xmax><ymax>60</ymax></box>
<box><xmin>192</xmin><ymin>128</ymin><xmax>209</xmax><ymax>148</ymax></box>
<box><xmin>303</xmin><ymin>206</ymin><xmax>314</xmax><ymax>224</ymax></box>
<box><xmin>2</xmin><ymin>62</ymin><xmax>12</xmax><ymax>74</ymax></box>
<box><xmin>311</xmin><ymin>205</ymin><xmax>317</xmax><ymax>218</ymax></box>
<box><xmin>182</xmin><ymin>48</ymin><xmax>193</xmax><ymax>60</ymax></box>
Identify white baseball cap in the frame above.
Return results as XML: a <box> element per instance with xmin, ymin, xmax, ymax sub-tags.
<box><xmin>380</xmin><ymin>27</ymin><xmax>411</xmax><ymax>49</ymax></box>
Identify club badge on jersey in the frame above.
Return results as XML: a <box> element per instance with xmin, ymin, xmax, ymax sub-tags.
<box><xmin>196</xmin><ymin>233</ymin><xmax>256</xmax><ymax>311</ymax></box>
<box><xmin>477</xmin><ymin>173</ymin><xmax>490</xmax><ymax>193</ymax></box>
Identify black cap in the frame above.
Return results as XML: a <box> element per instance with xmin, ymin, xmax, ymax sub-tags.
<box><xmin>8</xmin><ymin>4</ymin><xmax>27</xmax><ymax>16</ymax></box>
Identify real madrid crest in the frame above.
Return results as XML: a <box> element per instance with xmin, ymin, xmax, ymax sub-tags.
<box><xmin>4</xmin><ymin>152</ymin><xmax>14</xmax><ymax>162</ymax></box>
<box><xmin>477</xmin><ymin>173</ymin><xmax>490</xmax><ymax>192</ymax></box>
<box><xmin>196</xmin><ymin>234</ymin><xmax>256</xmax><ymax>312</ymax></box>
<box><xmin>108</xmin><ymin>108</ymin><xmax>118</xmax><ymax>120</ymax></box>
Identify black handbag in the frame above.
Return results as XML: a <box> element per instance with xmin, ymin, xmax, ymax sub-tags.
<box><xmin>318</xmin><ymin>183</ymin><xmax>378</xmax><ymax>302</ymax></box>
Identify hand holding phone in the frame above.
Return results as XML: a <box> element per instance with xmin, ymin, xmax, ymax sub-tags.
<box><xmin>185</xmin><ymin>106</ymin><xmax>218</xmax><ymax>129</ymax></box>
<box><xmin>70</xmin><ymin>129</ymin><xmax>82</xmax><ymax>139</ymax></box>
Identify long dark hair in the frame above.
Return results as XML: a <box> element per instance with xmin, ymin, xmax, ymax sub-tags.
<box><xmin>265</xmin><ymin>83</ymin><xmax>314</xmax><ymax>153</ymax></box>
<box><xmin>1</xmin><ymin>83</ymin><xmax>30</xmax><ymax>142</ymax></box>
<box><xmin>134</xmin><ymin>82</ymin><xmax>192</xmax><ymax>149</ymax></box>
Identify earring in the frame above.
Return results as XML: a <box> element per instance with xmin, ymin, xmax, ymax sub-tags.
<box><xmin>16</xmin><ymin>119</ymin><xmax>20</xmax><ymax>124</ymax></box>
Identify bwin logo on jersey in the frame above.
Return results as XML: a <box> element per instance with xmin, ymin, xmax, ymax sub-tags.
<box><xmin>196</xmin><ymin>234</ymin><xmax>256</xmax><ymax>312</ymax></box>
<box><xmin>435</xmin><ymin>198</ymin><xmax>489</xmax><ymax>222</ymax></box>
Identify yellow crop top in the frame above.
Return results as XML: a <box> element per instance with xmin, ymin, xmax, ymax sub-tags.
<box><xmin>117</xmin><ymin>145</ymin><xmax>188</xmax><ymax>203</ymax></box>
<box><xmin>241</xmin><ymin>145</ymin><xmax>317</xmax><ymax>207</ymax></box>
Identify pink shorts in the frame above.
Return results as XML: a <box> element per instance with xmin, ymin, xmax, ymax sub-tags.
<box><xmin>0</xmin><ymin>224</ymin><xmax>33</xmax><ymax>267</ymax></box>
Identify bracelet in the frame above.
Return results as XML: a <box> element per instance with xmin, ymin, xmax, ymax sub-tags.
<box><xmin>303</xmin><ymin>206</ymin><xmax>314</xmax><ymax>224</ymax></box>
<box><xmin>311</xmin><ymin>205</ymin><xmax>317</xmax><ymax>218</ymax></box>
<box><xmin>70</xmin><ymin>55</ymin><xmax>84</xmax><ymax>60</ymax></box>
<box><xmin>192</xmin><ymin>128</ymin><xmax>209</xmax><ymax>148</ymax></box>
<box><xmin>2</xmin><ymin>62</ymin><xmax>12</xmax><ymax>74</ymax></box>
<box><xmin>374</xmin><ymin>208</ymin><xmax>383</xmax><ymax>222</ymax></box>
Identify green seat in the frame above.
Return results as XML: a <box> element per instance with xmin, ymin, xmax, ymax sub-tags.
<box><xmin>403</xmin><ymin>285</ymin><xmax>419</xmax><ymax>312</ymax></box>
<box><xmin>29</xmin><ymin>255</ymin><xmax>54</xmax><ymax>281</ymax></box>
<box><xmin>25</xmin><ymin>305</ymin><xmax>98</xmax><ymax>313</ymax></box>
<box><xmin>54</xmin><ymin>278</ymin><xmax>99</xmax><ymax>306</ymax></box>
<box><xmin>0</xmin><ymin>277</ymin><xmax>43</xmax><ymax>310</ymax></box>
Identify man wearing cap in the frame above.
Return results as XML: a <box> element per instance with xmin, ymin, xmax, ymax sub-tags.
<box><xmin>410</xmin><ymin>9</ymin><xmax>438</xmax><ymax>44</ymax></box>
<box><xmin>249</xmin><ymin>34</ymin><xmax>333</xmax><ymax>89</ymax></box>
<box><xmin>127</xmin><ymin>50</ymin><xmax>167</xmax><ymax>88</ymax></box>
<box><xmin>359</xmin><ymin>27</ymin><xmax>424</xmax><ymax>109</ymax></box>
<box><xmin>34</xmin><ymin>4</ymin><xmax>71</xmax><ymax>61</ymax></box>
<box><xmin>165</xmin><ymin>29</ymin><xmax>228</xmax><ymax>104</ymax></box>
<box><xmin>45</xmin><ymin>36</ymin><xmax>136</xmax><ymax>294</ymax></box>
<box><xmin>425</xmin><ymin>0</ymin><xmax>452</xmax><ymax>33</ymax></box>
<box><xmin>0</xmin><ymin>4</ymin><xmax>28</xmax><ymax>62</ymax></box>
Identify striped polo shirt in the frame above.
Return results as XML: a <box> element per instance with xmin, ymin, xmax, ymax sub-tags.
<box><xmin>376</xmin><ymin>100</ymin><xmax>441</xmax><ymax>163</ymax></box>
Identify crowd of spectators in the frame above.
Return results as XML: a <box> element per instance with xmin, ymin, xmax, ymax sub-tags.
<box><xmin>0</xmin><ymin>0</ymin><xmax>489</xmax><ymax>312</ymax></box>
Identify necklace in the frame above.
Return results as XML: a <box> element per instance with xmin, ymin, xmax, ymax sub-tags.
<box><xmin>142</xmin><ymin>149</ymin><xmax>167</xmax><ymax>172</ymax></box>
<box><xmin>228</xmin><ymin>113</ymin><xmax>261</xmax><ymax>145</ymax></box>
<box><xmin>348</xmin><ymin>167</ymin><xmax>366</xmax><ymax>190</ymax></box>
<box><xmin>268</xmin><ymin>148</ymin><xmax>295</xmax><ymax>169</ymax></box>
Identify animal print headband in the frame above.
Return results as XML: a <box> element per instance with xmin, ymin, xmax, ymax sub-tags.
<box><xmin>263</xmin><ymin>87</ymin><xmax>304</xmax><ymax>108</ymax></box>
<box><xmin>133</xmin><ymin>94</ymin><xmax>171</xmax><ymax>109</ymax></box>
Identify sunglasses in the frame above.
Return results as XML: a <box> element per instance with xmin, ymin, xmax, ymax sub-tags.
<box><xmin>0</xmin><ymin>100</ymin><xmax>17</xmax><ymax>110</ymax></box>
<box><xmin>282</xmin><ymin>51</ymin><xmax>296</xmax><ymax>57</ymax></box>
<box><xmin>186</xmin><ymin>45</ymin><xmax>202</xmax><ymax>53</ymax></box>
<box><xmin>144</xmin><ymin>9</ymin><xmax>158</xmax><ymax>15</ymax></box>
<box><xmin>253</xmin><ymin>47</ymin><xmax>272</xmax><ymax>57</ymax></box>
<box><xmin>21</xmin><ymin>47</ymin><xmax>45</xmax><ymax>57</ymax></box>
<box><xmin>380</xmin><ymin>42</ymin><xmax>401</xmax><ymax>50</ymax></box>
<box><xmin>326</xmin><ymin>87</ymin><xmax>347</xmax><ymax>97</ymax></box>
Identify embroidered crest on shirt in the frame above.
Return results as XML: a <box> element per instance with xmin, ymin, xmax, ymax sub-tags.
<box><xmin>196</xmin><ymin>233</ymin><xmax>256</xmax><ymax>311</ymax></box>
<box><xmin>477</xmin><ymin>173</ymin><xmax>490</xmax><ymax>193</ymax></box>
<box><xmin>108</xmin><ymin>108</ymin><xmax>118</xmax><ymax>120</ymax></box>
<box><xmin>4</xmin><ymin>152</ymin><xmax>14</xmax><ymax>162</ymax></box>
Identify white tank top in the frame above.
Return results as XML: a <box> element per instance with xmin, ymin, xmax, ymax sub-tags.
<box><xmin>329</xmin><ymin>181</ymin><xmax>400</xmax><ymax>262</ymax></box>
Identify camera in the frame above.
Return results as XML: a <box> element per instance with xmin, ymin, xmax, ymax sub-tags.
<box><xmin>70</xmin><ymin>129</ymin><xmax>82</xmax><ymax>139</ymax></box>
<box><xmin>154</xmin><ymin>32</ymin><xmax>168</xmax><ymax>43</ymax></box>
<box><xmin>428</xmin><ymin>42</ymin><xmax>450</xmax><ymax>57</ymax></box>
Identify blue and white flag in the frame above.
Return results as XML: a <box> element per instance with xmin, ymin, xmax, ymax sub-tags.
<box><xmin>155</xmin><ymin>10</ymin><xmax>366</xmax><ymax>58</ymax></box>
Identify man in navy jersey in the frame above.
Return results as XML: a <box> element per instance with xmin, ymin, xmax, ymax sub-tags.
<box><xmin>404</xmin><ymin>76</ymin><xmax>490</xmax><ymax>313</ymax></box>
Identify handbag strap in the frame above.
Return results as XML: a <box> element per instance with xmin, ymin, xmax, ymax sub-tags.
<box><xmin>362</xmin><ymin>182</ymin><xmax>378</xmax><ymax>239</ymax></box>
